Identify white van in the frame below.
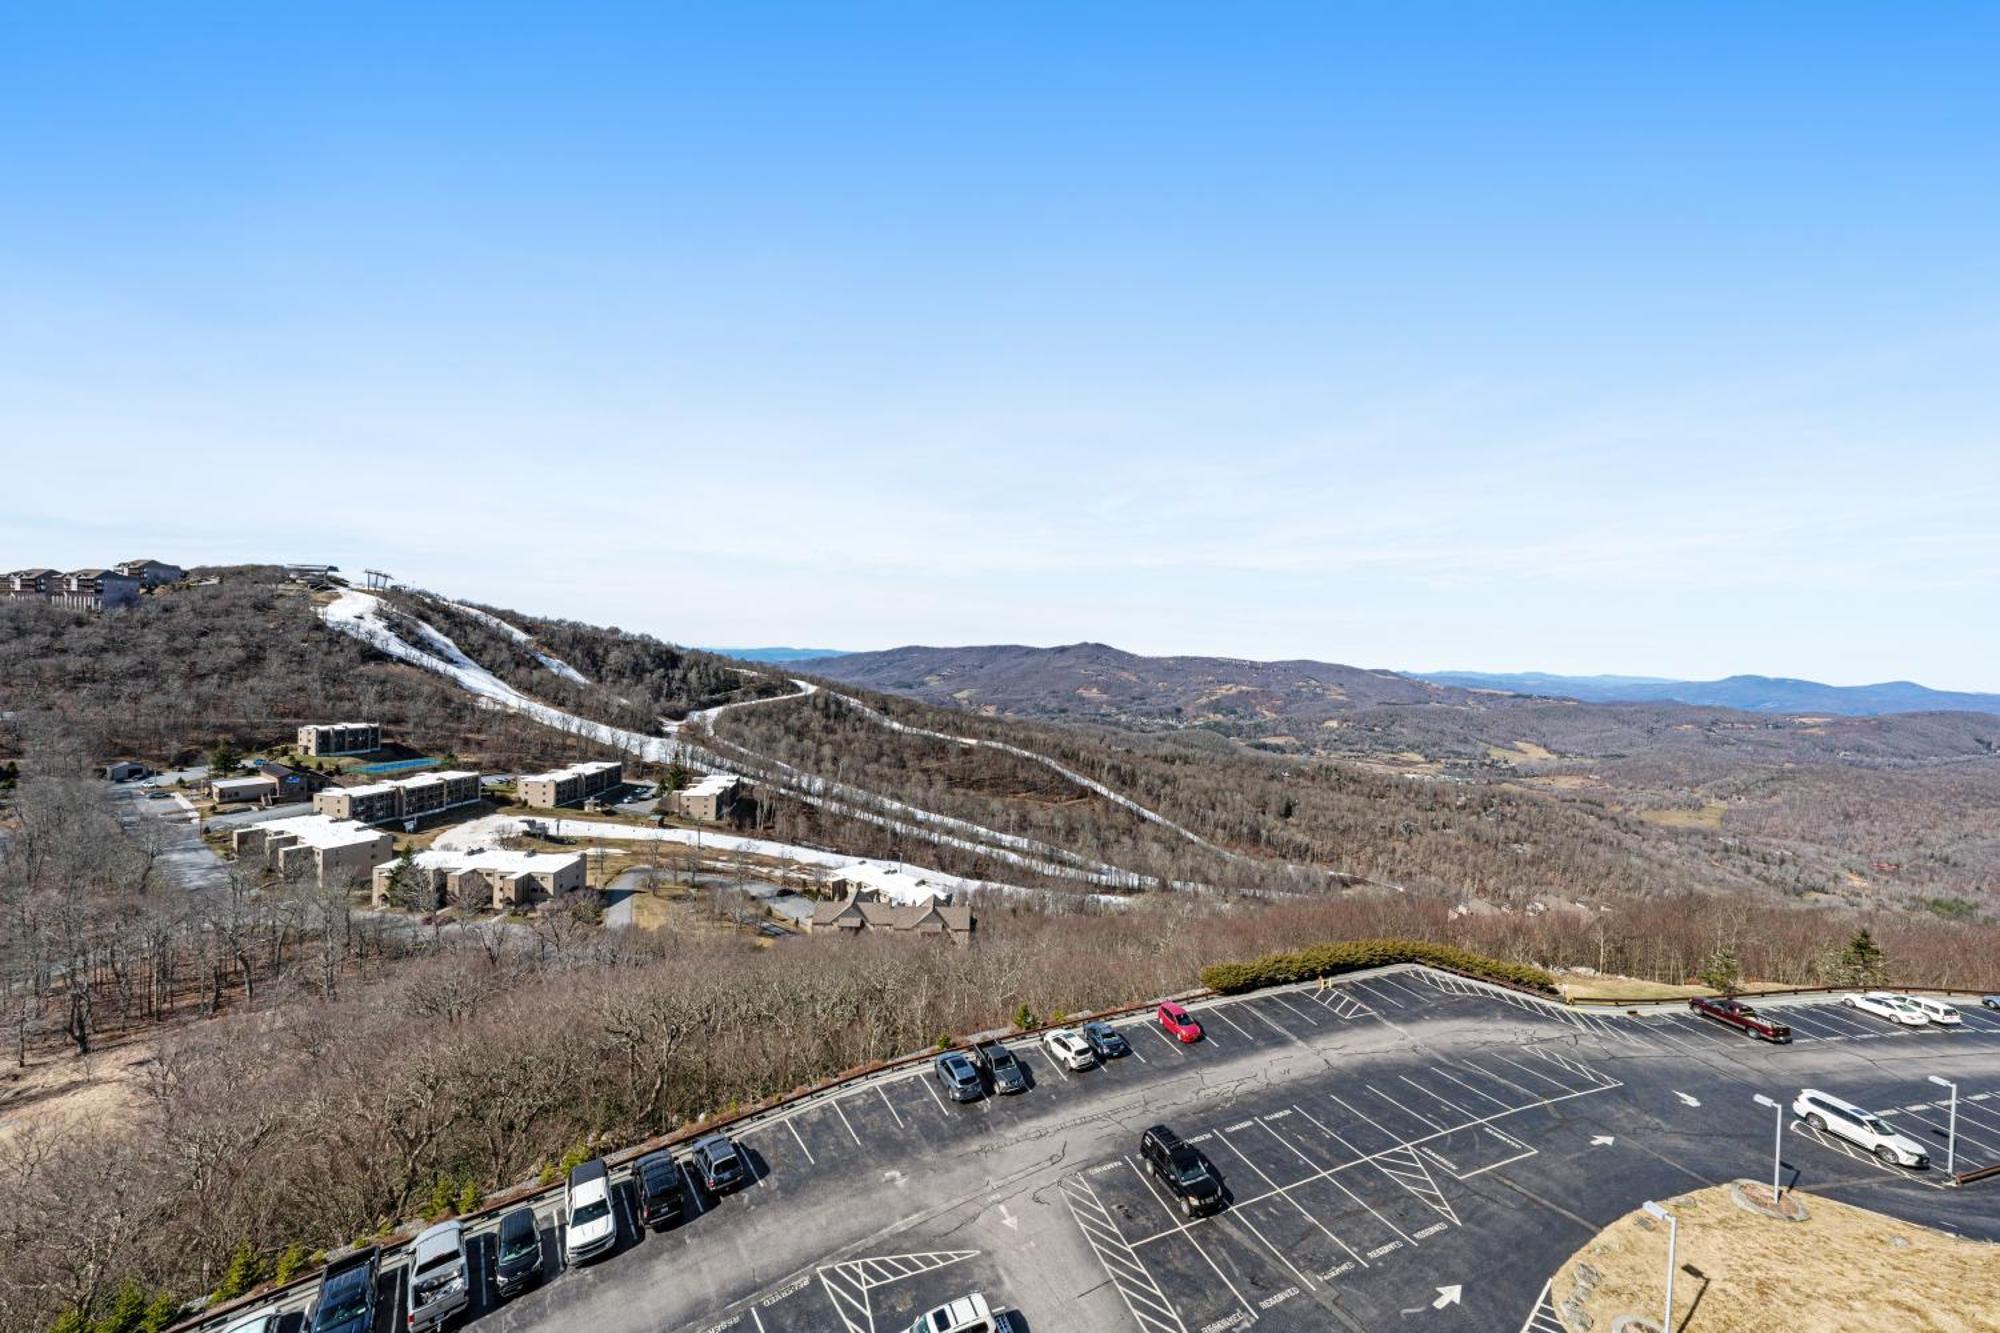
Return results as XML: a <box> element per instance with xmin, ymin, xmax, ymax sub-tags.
<box><xmin>1899</xmin><ymin>995</ymin><xmax>1962</xmax><ymax>1026</ymax></box>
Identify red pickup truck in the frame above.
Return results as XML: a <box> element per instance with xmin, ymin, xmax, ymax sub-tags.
<box><xmin>1688</xmin><ymin>995</ymin><xmax>1791</xmax><ymax>1043</ymax></box>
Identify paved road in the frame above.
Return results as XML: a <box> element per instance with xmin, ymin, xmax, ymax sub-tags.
<box><xmin>110</xmin><ymin>783</ymin><xmax>231</xmax><ymax>899</ymax></box>
<box><xmin>194</xmin><ymin>970</ymin><xmax>2000</xmax><ymax>1333</ymax></box>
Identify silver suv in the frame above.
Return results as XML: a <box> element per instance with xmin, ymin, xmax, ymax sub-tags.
<box><xmin>403</xmin><ymin>1220</ymin><xmax>470</xmax><ymax>1331</ymax></box>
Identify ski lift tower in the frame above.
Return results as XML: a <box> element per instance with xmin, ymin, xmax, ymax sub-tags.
<box><xmin>363</xmin><ymin>569</ymin><xmax>395</xmax><ymax>591</ymax></box>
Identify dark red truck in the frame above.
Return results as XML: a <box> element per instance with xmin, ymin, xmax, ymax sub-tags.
<box><xmin>1689</xmin><ymin>995</ymin><xmax>1791</xmax><ymax>1043</ymax></box>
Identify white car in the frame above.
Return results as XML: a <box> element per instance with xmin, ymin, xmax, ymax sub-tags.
<box><xmin>1843</xmin><ymin>992</ymin><xmax>1929</xmax><ymax>1027</ymax></box>
<box><xmin>906</xmin><ymin>1293</ymin><xmax>1019</xmax><ymax>1333</ymax></box>
<box><xmin>1041</xmin><ymin>1027</ymin><xmax>1098</xmax><ymax>1072</ymax></box>
<box><xmin>1899</xmin><ymin>995</ymin><xmax>1962</xmax><ymax>1026</ymax></box>
<box><xmin>403</xmin><ymin>1220</ymin><xmax>470</xmax><ymax>1331</ymax></box>
<box><xmin>564</xmin><ymin>1158</ymin><xmax>618</xmax><ymax>1264</ymax></box>
<box><xmin>1793</xmin><ymin>1089</ymin><xmax>1929</xmax><ymax>1167</ymax></box>
<box><xmin>220</xmin><ymin>1307</ymin><xmax>282</xmax><ymax>1333</ymax></box>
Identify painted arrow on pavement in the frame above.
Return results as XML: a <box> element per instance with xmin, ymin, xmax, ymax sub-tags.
<box><xmin>1433</xmin><ymin>1286</ymin><xmax>1462</xmax><ymax>1309</ymax></box>
<box><xmin>1673</xmin><ymin>1090</ymin><xmax>1701</xmax><ymax>1107</ymax></box>
<box><xmin>1591</xmin><ymin>1134</ymin><xmax>1616</xmax><ymax>1146</ymax></box>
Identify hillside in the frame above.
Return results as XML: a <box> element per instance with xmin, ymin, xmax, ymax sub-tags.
<box><xmin>1419</xmin><ymin>670</ymin><xmax>2000</xmax><ymax>717</ymax></box>
<box><xmin>811</xmin><ymin>643</ymin><xmax>2000</xmax><ymax>768</ymax></box>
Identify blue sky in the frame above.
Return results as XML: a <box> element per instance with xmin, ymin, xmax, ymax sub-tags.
<box><xmin>4</xmin><ymin>5</ymin><xmax>1997</xmax><ymax>686</ymax></box>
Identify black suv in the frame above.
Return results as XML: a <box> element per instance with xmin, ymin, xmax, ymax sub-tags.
<box><xmin>635</xmin><ymin>1150</ymin><xmax>687</xmax><ymax>1227</ymax></box>
<box><xmin>1081</xmin><ymin>1021</ymin><xmax>1131</xmax><ymax>1060</ymax></box>
<box><xmin>1141</xmin><ymin>1126</ymin><xmax>1223</xmax><ymax>1217</ymax></box>
<box><xmin>492</xmin><ymin>1207</ymin><xmax>545</xmax><ymax>1299</ymax></box>
<box><xmin>934</xmin><ymin>1050</ymin><xmax>984</xmax><ymax>1103</ymax></box>
<box><xmin>690</xmin><ymin>1133</ymin><xmax>748</xmax><ymax>1195</ymax></box>
<box><xmin>973</xmin><ymin>1041</ymin><xmax>1028</xmax><ymax>1094</ymax></box>
<box><xmin>305</xmin><ymin>1247</ymin><xmax>380</xmax><ymax>1333</ymax></box>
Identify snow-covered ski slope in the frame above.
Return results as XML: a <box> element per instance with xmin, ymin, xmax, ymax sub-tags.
<box><xmin>317</xmin><ymin>587</ymin><xmax>1197</xmax><ymax>893</ymax></box>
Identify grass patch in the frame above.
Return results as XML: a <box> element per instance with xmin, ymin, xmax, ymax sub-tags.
<box><xmin>1635</xmin><ymin>799</ymin><xmax>1727</xmax><ymax>830</ymax></box>
<box><xmin>1486</xmin><ymin>739</ymin><xmax>1558</xmax><ymax>763</ymax></box>
<box><xmin>1201</xmin><ymin>939</ymin><xmax>1556</xmax><ymax>996</ymax></box>
<box><xmin>1551</xmin><ymin>1183</ymin><xmax>1999</xmax><ymax>1332</ymax></box>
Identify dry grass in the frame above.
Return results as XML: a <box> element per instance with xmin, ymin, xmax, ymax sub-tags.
<box><xmin>1551</xmin><ymin>1184</ymin><xmax>2000</xmax><ymax>1332</ymax></box>
<box><xmin>1636</xmin><ymin>799</ymin><xmax>1728</xmax><ymax>830</ymax></box>
<box><xmin>0</xmin><ymin>1037</ymin><xmax>158</xmax><ymax>1147</ymax></box>
<box><xmin>1557</xmin><ymin>973</ymin><xmax>1793</xmax><ymax>1001</ymax></box>
<box><xmin>1487</xmin><ymin>739</ymin><xmax>1559</xmax><ymax>763</ymax></box>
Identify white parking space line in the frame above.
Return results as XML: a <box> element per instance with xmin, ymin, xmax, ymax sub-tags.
<box><xmin>1452</xmin><ymin>1057</ymin><xmax>1544</xmax><ymax>1101</ymax></box>
<box><xmin>1350</xmin><ymin>978</ymin><xmax>1408</xmax><ymax>1009</ymax></box>
<box><xmin>920</xmin><ymin>1073</ymin><xmax>952</xmax><ymax>1118</ymax></box>
<box><xmin>1143</xmin><ymin>1022</ymin><xmax>1186</xmax><ymax>1055</ymax></box>
<box><xmin>1886</xmin><ymin>1104</ymin><xmax>2000</xmax><ymax>1161</ymax></box>
<box><xmin>1124</xmin><ymin>1158</ymin><xmax>1260</xmax><ymax>1322</ymax></box>
<box><xmin>1427</xmin><ymin>1063</ymin><xmax>1513</xmax><ymax>1111</ymax></box>
<box><xmin>1237</xmin><ymin>1000</ymin><xmax>1298</xmax><ymax>1043</ymax></box>
<box><xmin>1273</xmin><ymin>1110</ymin><xmax>1416</xmax><ymax>1246</ymax></box>
<box><xmin>831</xmin><ymin>1100</ymin><xmax>863</xmax><ymax>1148</ymax></box>
<box><xmin>1268</xmin><ymin>992</ymin><xmax>1324</xmax><ymax>1027</ymax></box>
<box><xmin>1396</xmin><ymin>1072</ymin><xmax>1480</xmax><ymax>1121</ymax></box>
<box><xmin>1789</xmin><ymin>1120</ymin><xmax>1954</xmax><ymax>1190</ymax></box>
<box><xmin>1366</xmin><ymin>1084</ymin><xmax>1445</xmax><ymax>1133</ymax></box>
<box><xmin>1197</xmin><ymin>1134</ymin><xmax>1323</xmax><ymax>1292</ymax></box>
<box><xmin>786</xmin><ymin>1119</ymin><xmax>817</xmax><ymax>1166</ymax></box>
<box><xmin>1486</xmin><ymin>1050</ymin><xmax>1573</xmax><ymax>1093</ymax></box>
<box><xmin>1204</xmin><ymin>1004</ymin><xmax>1257</xmax><ymax>1042</ymax></box>
<box><xmin>1123</xmin><ymin>1036</ymin><xmax>1150</xmax><ymax>1064</ymax></box>
<box><xmin>1029</xmin><ymin>1047</ymin><xmax>1072</xmax><ymax>1082</ymax></box>
<box><xmin>1372</xmin><ymin>973</ymin><xmax>1434</xmax><ymax>1005</ymax></box>
<box><xmin>1213</xmin><ymin>1123</ymin><xmax>1368</xmax><ymax>1276</ymax></box>
<box><xmin>1519</xmin><ymin>1280</ymin><xmax>1568</xmax><ymax>1333</ymax></box>
<box><xmin>874</xmin><ymin>1084</ymin><xmax>906</xmax><ymax>1131</ymax></box>
<box><xmin>1060</xmin><ymin>1175</ymin><xmax>1190</xmax><ymax>1333</ymax></box>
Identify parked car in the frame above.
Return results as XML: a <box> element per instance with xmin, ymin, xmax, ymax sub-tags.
<box><xmin>1157</xmin><ymin>1001</ymin><xmax>1204</xmax><ymax>1044</ymax></box>
<box><xmin>689</xmin><ymin>1133</ymin><xmax>749</xmax><ymax>1194</ymax></box>
<box><xmin>1844</xmin><ymin>992</ymin><xmax>1930</xmax><ymax>1027</ymax></box>
<box><xmin>1040</xmin><ymin>1027</ymin><xmax>1098</xmax><ymax>1072</ymax></box>
<box><xmin>1688</xmin><ymin>995</ymin><xmax>1791</xmax><ymax>1042</ymax></box>
<box><xmin>935</xmin><ymin>1050</ymin><xmax>986</xmax><ymax>1102</ymax></box>
<box><xmin>492</xmin><ymin>1206</ymin><xmax>546</xmax><ymax>1299</ymax></box>
<box><xmin>1984</xmin><ymin>996</ymin><xmax>2000</xmax><ymax>1011</ymax></box>
<box><xmin>1081</xmin><ymin>1020</ymin><xmax>1131</xmax><ymax>1059</ymax></box>
<box><xmin>1900</xmin><ymin>995</ymin><xmax>1963</xmax><ymax>1027</ymax></box>
<box><xmin>220</xmin><ymin>1307</ymin><xmax>282</xmax><ymax>1333</ymax></box>
<box><xmin>634</xmin><ymin>1150</ymin><xmax>687</xmax><ymax>1228</ymax></box>
<box><xmin>403</xmin><ymin>1220</ymin><xmax>470</xmax><ymax>1332</ymax></box>
<box><xmin>304</xmin><ymin>1248</ymin><xmax>379</xmax><ymax>1333</ymax></box>
<box><xmin>1793</xmin><ymin>1089</ymin><xmax>1928</xmax><ymax>1167</ymax></box>
<box><xmin>973</xmin><ymin>1041</ymin><xmax>1028</xmax><ymax>1093</ymax></box>
<box><xmin>1140</xmin><ymin>1125</ymin><xmax>1224</xmax><ymax>1216</ymax></box>
<box><xmin>904</xmin><ymin>1292</ymin><xmax>1022</xmax><ymax>1332</ymax></box>
<box><xmin>563</xmin><ymin>1158</ymin><xmax>618</xmax><ymax>1265</ymax></box>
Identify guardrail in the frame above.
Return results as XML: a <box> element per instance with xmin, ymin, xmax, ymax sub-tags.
<box><xmin>1566</xmin><ymin>983</ymin><xmax>2000</xmax><ymax>1009</ymax></box>
<box><xmin>176</xmin><ymin>984</ymin><xmax>1215</xmax><ymax>1331</ymax></box>
<box><xmin>1956</xmin><ymin>1162</ymin><xmax>2000</xmax><ymax>1187</ymax></box>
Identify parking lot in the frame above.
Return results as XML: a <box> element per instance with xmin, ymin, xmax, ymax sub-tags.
<box><xmin>205</xmin><ymin>970</ymin><xmax>2000</xmax><ymax>1333</ymax></box>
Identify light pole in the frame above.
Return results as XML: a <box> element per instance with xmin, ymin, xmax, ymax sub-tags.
<box><xmin>1642</xmin><ymin>1200</ymin><xmax>1677</xmax><ymax>1333</ymax></box>
<box><xmin>1752</xmin><ymin>1094</ymin><xmax>1784</xmax><ymax>1199</ymax></box>
<box><xmin>1929</xmin><ymin>1075</ymin><xmax>1959</xmax><ymax>1179</ymax></box>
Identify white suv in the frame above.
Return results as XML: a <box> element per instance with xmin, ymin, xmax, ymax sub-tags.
<box><xmin>1793</xmin><ymin>1089</ymin><xmax>1928</xmax><ymax>1167</ymax></box>
<box><xmin>1041</xmin><ymin>1027</ymin><xmax>1097</xmax><ymax>1072</ymax></box>
<box><xmin>1899</xmin><ymin>995</ymin><xmax>1962</xmax><ymax>1026</ymax></box>
<box><xmin>906</xmin><ymin>1293</ymin><xmax>1021</xmax><ymax>1333</ymax></box>
<box><xmin>1843</xmin><ymin>992</ymin><xmax>1929</xmax><ymax>1027</ymax></box>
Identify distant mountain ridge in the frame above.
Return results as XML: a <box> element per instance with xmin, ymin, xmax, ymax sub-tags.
<box><xmin>1418</xmin><ymin>670</ymin><xmax>2000</xmax><ymax>718</ymax></box>
<box><xmin>705</xmin><ymin>646</ymin><xmax>848</xmax><ymax>663</ymax></box>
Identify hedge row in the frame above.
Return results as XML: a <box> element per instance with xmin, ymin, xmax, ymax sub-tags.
<box><xmin>1199</xmin><ymin>939</ymin><xmax>1558</xmax><ymax>996</ymax></box>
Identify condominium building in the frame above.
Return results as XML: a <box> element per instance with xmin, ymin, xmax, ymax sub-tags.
<box><xmin>114</xmin><ymin>559</ymin><xmax>186</xmax><ymax>587</ymax></box>
<box><xmin>5</xmin><ymin>569</ymin><xmax>62</xmax><ymax>601</ymax></box>
<box><xmin>54</xmin><ymin>569</ymin><xmax>141</xmax><ymax>611</ymax></box>
<box><xmin>668</xmin><ymin>773</ymin><xmax>743</xmax><ymax>823</ymax></box>
<box><xmin>211</xmin><ymin>775</ymin><xmax>281</xmax><ymax>806</ymax></box>
<box><xmin>371</xmin><ymin>847</ymin><xmax>586</xmax><ymax>912</ymax></box>
<box><xmin>296</xmin><ymin>722</ymin><xmax>382</xmax><ymax>756</ymax></box>
<box><xmin>230</xmin><ymin>814</ymin><xmax>394</xmax><ymax>887</ymax></box>
<box><xmin>517</xmin><ymin>759</ymin><xmax>623</xmax><ymax>809</ymax></box>
<box><xmin>806</xmin><ymin>887</ymin><xmax>975</xmax><ymax>946</ymax></box>
<box><xmin>313</xmin><ymin>770</ymin><xmax>481</xmax><ymax>825</ymax></box>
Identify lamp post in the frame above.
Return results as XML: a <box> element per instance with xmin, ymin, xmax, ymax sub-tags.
<box><xmin>1642</xmin><ymin>1200</ymin><xmax>1677</xmax><ymax>1333</ymax></box>
<box><xmin>1928</xmin><ymin>1075</ymin><xmax>1959</xmax><ymax>1179</ymax></box>
<box><xmin>1752</xmin><ymin>1093</ymin><xmax>1784</xmax><ymax>1199</ymax></box>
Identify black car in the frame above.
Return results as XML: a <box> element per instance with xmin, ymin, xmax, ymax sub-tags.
<box><xmin>1081</xmin><ymin>1021</ymin><xmax>1131</xmax><ymax>1059</ymax></box>
<box><xmin>635</xmin><ymin>1150</ymin><xmax>687</xmax><ymax>1228</ymax></box>
<box><xmin>934</xmin><ymin>1051</ymin><xmax>984</xmax><ymax>1103</ymax></box>
<box><xmin>973</xmin><ymin>1041</ymin><xmax>1028</xmax><ymax>1094</ymax></box>
<box><xmin>492</xmin><ymin>1207</ymin><xmax>545</xmax><ymax>1298</ymax></box>
<box><xmin>1140</xmin><ymin>1125</ymin><xmax>1223</xmax><ymax>1217</ymax></box>
<box><xmin>304</xmin><ymin>1247</ymin><xmax>379</xmax><ymax>1333</ymax></box>
<box><xmin>689</xmin><ymin>1133</ymin><xmax>748</xmax><ymax>1195</ymax></box>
